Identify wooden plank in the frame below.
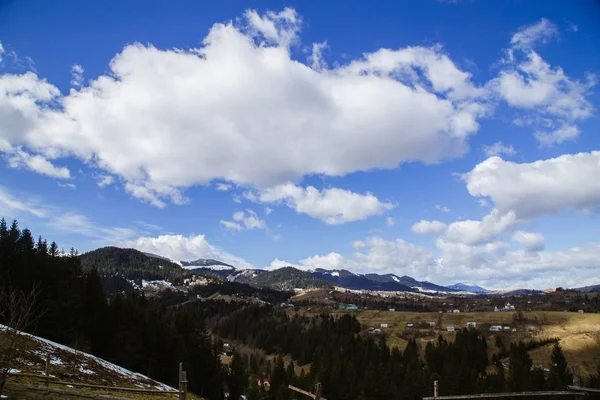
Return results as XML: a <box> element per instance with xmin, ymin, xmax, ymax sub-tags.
<box><xmin>423</xmin><ymin>391</ymin><xmax>587</xmax><ymax>400</ymax></box>
<box><xmin>568</xmin><ymin>386</ymin><xmax>600</xmax><ymax>394</ymax></box>
<box><xmin>48</xmin><ymin>380</ymin><xmax>179</xmax><ymax>395</ymax></box>
<box><xmin>7</xmin><ymin>372</ymin><xmax>58</xmax><ymax>380</ymax></box>
<box><xmin>289</xmin><ymin>385</ymin><xmax>316</xmax><ymax>398</ymax></box>
<box><xmin>26</xmin><ymin>385</ymin><xmax>132</xmax><ymax>400</ymax></box>
<box><xmin>288</xmin><ymin>385</ymin><xmax>329</xmax><ymax>400</ymax></box>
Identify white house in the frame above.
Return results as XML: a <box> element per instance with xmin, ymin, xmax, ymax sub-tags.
<box><xmin>428</xmin><ymin>322</ymin><xmax>436</xmax><ymax>327</ymax></box>
<box><xmin>453</xmin><ymin>309</ymin><xmax>461</xmax><ymax>313</ymax></box>
<box><xmin>466</xmin><ymin>322</ymin><xmax>476</xmax><ymax>328</ymax></box>
<box><xmin>388</xmin><ymin>308</ymin><xmax>396</xmax><ymax>312</ymax></box>
<box><xmin>578</xmin><ymin>310</ymin><xmax>584</xmax><ymax>313</ymax></box>
<box><xmin>503</xmin><ymin>302</ymin><xmax>516</xmax><ymax>311</ymax></box>
<box><xmin>447</xmin><ymin>326</ymin><xmax>456</xmax><ymax>332</ymax></box>
<box><xmin>494</xmin><ymin>306</ymin><xmax>500</xmax><ymax>312</ymax></box>
<box><xmin>503</xmin><ymin>326</ymin><xmax>511</xmax><ymax>331</ymax></box>
<box><xmin>406</xmin><ymin>323</ymin><xmax>414</xmax><ymax>328</ymax></box>
<box><xmin>381</xmin><ymin>323</ymin><xmax>389</xmax><ymax>328</ymax></box>
<box><xmin>490</xmin><ymin>325</ymin><xmax>502</xmax><ymax>332</ymax></box>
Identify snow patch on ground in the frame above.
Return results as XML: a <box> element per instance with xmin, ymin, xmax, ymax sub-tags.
<box><xmin>392</xmin><ymin>276</ymin><xmax>400</xmax><ymax>283</ymax></box>
<box><xmin>330</xmin><ymin>271</ymin><xmax>340</xmax><ymax>277</ymax></box>
<box><xmin>182</xmin><ymin>265</ymin><xmax>234</xmax><ymax>271</ymax></box>
<box><xmin>0</xmin><ymin>324</ymin><xmax>176</xmax><ymax>392</ymax></box>
<box><xmin>141</xmin><ymin>280</ymin><xmax>173</xmax><ymax>290</ymax></box>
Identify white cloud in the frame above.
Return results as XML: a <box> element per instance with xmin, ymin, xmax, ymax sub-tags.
<box><xmin>48</xmin><ymin>212</ymin><xmax>138</xmax><ymax>243</ymax></box>
<box><xmin>463</xmin><ymin>151</ymin><xmax>600</xmax><ymax>218</ymax></box>
<box><xmin>493</xmin><ymin>19</ymin><xmax>595</xmax><ymax>146</ymax></box>
<box><xmin>283</xmin><ymin>232</ymin><xmax>600</xmax><ymax>289</ymax></box>
<box><xmin>277</xmin><ymin>236</ymin><xmax>437</xmax><ymax>277</ymax></box>
<box><xmin>299</xmin><ymin>252</ymin><xmax>345</xmax><ymax>270</ymax></box>
<box><xmin>0</xmin><ymin>41</ymin><xmax>4</xmax><ymax>62</ymax></box>
<box><xmin>443</xmin><ymin>209</ymin><xmax>517</xmax><ymax>245</ymax></box>
<box><xmin>123</xmin><ymin>233</ymin><xmax>254</xmax><ymax>268</ymax></box>
<box><xmin>265</xmin><ymin>207</ymin><xmax>273</xmax><ymax>216</ymax></box>
<box><xmin>435</xmin><ymin>204</ymin><xmax>450</xmax><ymax>213</ymax></box>
<box><xmin>71</xmin><ymin>64</ymin><xmax>84</xmax><ymax>87</ymax></box>
<box><xmin>57</xmin><ymin>182</ymin><xmax>76</xmax><ymax>189</ymax></box>
<box><xmin>411</xmin><ymin>220</ymin><xmax>447</xmax><ymax>235</ymax></box>
<box><xmin>220</xmin><ymin>220</ymin><xmax>243</xmax><ymax>231</ymax></box>
<box><xmin>534</xmin><ymin>124</ymin><xmax>579</xmax><ymax>146</ymax></box>
<box><xmin>221</xmin><ymin>210</ymin><xmax>266</xmax><ymax>231</ymax></box>
<box><xmin>385</xmin><ymin>216</ymin><xmax>395</xmax><ymax>226</ymax></box>
<box><xmin>512</xmin><ymin>230</ymin><xmax>545</xmax><ymax>251</ymax></box>
<box><xmin>252</xmin><ymin>183</ymin><xmax>394</xmax><ymax>225</ymax></box>
<box><xmin>0</xmin><ymin>185</ymin><xmax>46</xmax><ymax>218</ymax></box>
<box><xmin>216</xmin><ymin>183</ymin><xmax>232</xmax><ymax>191</ymax></box>
<box><xmin>97</xmin><ymin>175</ymin><xmax>115</xmax><ymax>187</ymax></box>
<box><xmin>568</xmin><ymin>23</ymin><xmax>578</xmax><ymax>33</ymax></box>
<box><xmin>510</xmin><ymin>18</ymin><xmax>558</xmax><ymax>49</ymax></box>
<box><xmin>124</xmin><ymin>183</ymin><xmax>166</xmax><ymax>208</ymax></box>
<box><xmin>7</xmin><ymin>149</ymin><xmax>71</xmax><ymax>179</ymax></box>
<box><xmin>0</xmin><ymin>9</ymin><xmax>488</xmax><ymax>206</ymax></box>
<box><xmin>483</xmin><ymin>142</ymin><xmax>516</xmax><ymax>157</ymax></box>
<box><xmin>352</xmin><ymin>240</ymin><xmax>366</xmax><ymax>249</ymax></box>
<box><xmin>479</xmin><ymin>199</ymin><xmax>489</xmax><ymax>208</ymax></box>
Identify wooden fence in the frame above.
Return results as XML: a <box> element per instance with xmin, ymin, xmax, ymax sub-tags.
<box><xmin>422</xmin><ymin>380</ymin><xmax>598</xmax><ymax>400</ymax></box>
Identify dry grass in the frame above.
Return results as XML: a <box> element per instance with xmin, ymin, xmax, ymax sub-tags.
<box><xmin>291</xmin><ymin>309</ymin><xmax>600</xmax><ymax>377</ymax></box>
<box><xmin>0</xmin><ymin>330</ymin><xmax>204</xmax><ymax>400</ymax></box>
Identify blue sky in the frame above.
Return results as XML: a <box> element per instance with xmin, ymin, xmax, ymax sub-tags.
<box><xmin>1</xmin><ymin>0</ymin><xmax>599</xmax><ymax>289</ymax></box>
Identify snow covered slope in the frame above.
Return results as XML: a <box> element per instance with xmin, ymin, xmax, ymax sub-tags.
<box><xmin>0</xmin><ymin>324</ymin><xmax>176</xmax><ymax>394</ymax></box>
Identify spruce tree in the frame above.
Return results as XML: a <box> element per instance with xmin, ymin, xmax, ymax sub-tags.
<box><xmin>548</xmin><ymin>342</ymin><xmax>573</xmax><ymax>390</ymax></box>
<box><xmin>228</xmin><ymin>351</ymin><xmax>248</xmax><ymax>400</ymax></box>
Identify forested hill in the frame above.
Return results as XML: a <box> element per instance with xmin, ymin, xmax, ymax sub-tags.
<box><xmin>249</xmin><ymin>266</ymin><xmax>332</xmax><ymax>290</ymax></box>
<box><xmin>79</xmin><ymin>246</ymin><xmax>185</xmax><ymax>283</ymax></box>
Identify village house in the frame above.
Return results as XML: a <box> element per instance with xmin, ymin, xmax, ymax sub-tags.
<box><xmin>428</xmin><ymin>321</ymin><xmax>436</xmax><ymax>327</ymax></box>
<box><xmin>490</xmin><ymin>325</ymin><xmax>502</xmax><ymax>332</ymax></box>
<box><xmin>447</xmin><ymin>326</ymin><xmax>456</xmax><ymax>332</ymax></box>
<box><xmin>406</xmin><ymin>323</ymin><xmax>413</xmax><ymax>328</ymax></box>
<box><xmin>466</xmin><ymin>322</ymin><xmax>476</xmax><ymax>328</ymax></box>
<box><xmin>381</xmin><ymin>323</ymin><xmax>389</xmax><ymax>328</ymax></box>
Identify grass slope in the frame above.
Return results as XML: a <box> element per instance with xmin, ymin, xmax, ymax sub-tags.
<box><xmin>1</xmin><ymin>325</ymin><xmax>203</xmax><ymax>399</ymax></box>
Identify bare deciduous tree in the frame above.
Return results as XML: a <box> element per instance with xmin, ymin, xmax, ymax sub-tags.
<box><xmin>0</xmin><ymin>284</ymin><xmax>39</xmax><ymax>395</ymax></box>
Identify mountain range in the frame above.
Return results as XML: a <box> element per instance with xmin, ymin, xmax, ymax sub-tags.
<box><xmin>171</xmin><ymin>254</ymin><xmax>475</xmax><ymax>293</ymax></box>
<box><xmin>82</xmin><ymin>246</ymin><xmax>600</xmax><ymax>294</ymax></box>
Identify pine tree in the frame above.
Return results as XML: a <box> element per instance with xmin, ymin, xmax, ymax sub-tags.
<box><xmin>228</xmin><ymin>351</ymin><xmax>248</xmax><ymax>400</ymax></box>
<box><xmin>0</xmin><ymin>218</ymin><xmax>7</xmax><ymax>240</ymax></box>
<box><xmin>508</xmin><ymin>342</ymin><xmax>533</xmax><ymax>391</ymax></box>
<box><xmin>49</xmin><ymin>241</ymin><xmax>58</xmax><ymax>257</ymax></box>
<box><xmin>548</xmin><ymin>342</ymin><xmax>573</xmax><ymax>390</ymax></box>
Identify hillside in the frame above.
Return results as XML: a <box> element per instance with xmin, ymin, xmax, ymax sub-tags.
<box><xmin>448</xmin><ymin>283</ymin><xmax>488</xmax><ymax>293</ymax></box>
<box><xmin>249</xmin><ymin>267</ymin><xmax>332</xmax><ymax>290</ymax></box>
<box><xmin>0</xmin><ymin>325</ymin><xmax>193</xmax><ymax>399</ymax></box>
<box><xmin>181</xmin><ymin>258</ymin><xmax>234</xmax><ymax>268</ymax></box>
<box><xmin>80</xmin><ymin>247</ymin><xmax>185</xmax><ymax>283</ymax></box>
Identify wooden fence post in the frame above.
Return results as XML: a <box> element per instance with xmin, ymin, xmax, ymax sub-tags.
<box><xmin>45</xmin><ymin>353</ymin><xmax>50</xmax><ymax>387</ymax></box>
<box><xmin>179</xmin><ymin>363</ymin><xmax>187</xmax><ymax>400</ymax></box>
<box><xmin>434</xmin><ymin>380</ymin><xmax>439</xmax><ymax>398</ymax></box>
<box><xmin>314</xmin><ymin>382</ymin><xmax>322</xmax><ymax>400</ymax></box>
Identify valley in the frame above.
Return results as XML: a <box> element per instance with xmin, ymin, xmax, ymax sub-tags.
<box><xmin>2</xmin><ymin>226</ymin><xmax>600</xmax><ymax>400</ymax></box>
